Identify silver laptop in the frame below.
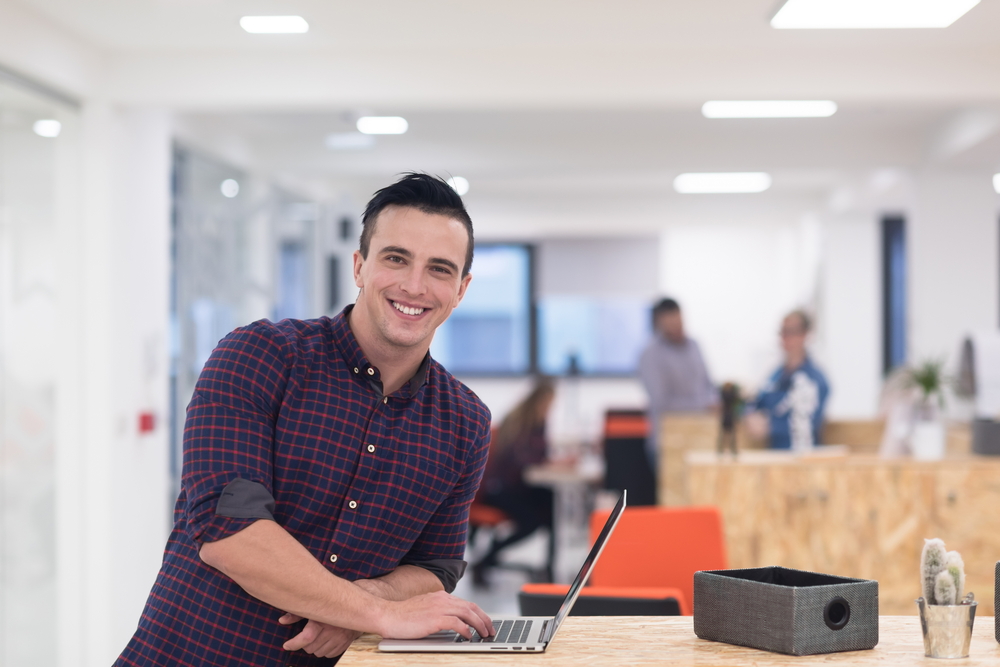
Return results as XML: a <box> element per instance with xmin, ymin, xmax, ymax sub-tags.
<box><xmin>379</xmin><ymin>489</ymin><xmax>626</xmax><ymax>653</ymax></box>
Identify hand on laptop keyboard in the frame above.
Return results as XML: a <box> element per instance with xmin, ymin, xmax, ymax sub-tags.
<box><xmin>455</xmin><ymin>620</ymin><xmax>532</xmax><ymax>644</ymax></box>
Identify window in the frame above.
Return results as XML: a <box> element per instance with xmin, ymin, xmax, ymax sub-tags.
<box><xmin>882</xmin><ymin>215</ymin><xmax>906</xmax><ymax>374</ymax></box>
<box><xmin>430</xmin><ymin>244</ymin><xmax>532</xmax><ymax>374</ymax></box>
<box><xmin>538</xmin><ymin>296</ymin><xmax>650</xmax><ymax>375</ymax></box>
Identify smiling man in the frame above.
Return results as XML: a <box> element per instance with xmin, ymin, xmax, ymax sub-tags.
<box><xmin>116</xmin><ymin>174</ymin><xmax>495</xmax><ymax>666</ymax></box>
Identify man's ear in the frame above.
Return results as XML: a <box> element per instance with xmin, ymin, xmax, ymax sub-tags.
<box><xmin>352</xmin><ymin>250</ymin><xmax>365</xmax><ymax>289</ymax></box>
<box><xmin>454</xmin><ymin>273</ymin><xmax>472</xmax><ymax>307</ymax></box>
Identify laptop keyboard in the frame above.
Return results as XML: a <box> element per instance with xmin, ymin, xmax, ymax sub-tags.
<box><xmin>455</xmin><ymin>620</ymin><xmax>533</xmax><ymax>644</ymax></box>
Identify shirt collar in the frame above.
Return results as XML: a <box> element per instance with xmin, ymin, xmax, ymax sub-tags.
<box><xmin>331</xmin><ymin>305</ymin><xmax>430</xmax><ymax>397</ymax></box>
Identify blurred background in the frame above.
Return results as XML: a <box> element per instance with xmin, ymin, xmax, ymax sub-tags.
<box><xmin>1</xmin><ymin>1</ymin><xmax>999</xmax><ymax>664</ymax></box>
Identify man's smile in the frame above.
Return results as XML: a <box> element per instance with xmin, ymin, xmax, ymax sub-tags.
<box><xmin>391</xmin><ymin>300</ymin><xmax>427</xmax><ymax>317</ymax></box>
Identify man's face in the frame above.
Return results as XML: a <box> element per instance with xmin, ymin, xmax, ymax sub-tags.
<box><xmin>353</xmin><ymin>205</ymin><xmax>472</xmax><ymax>352</ymax></box>
<box><xmin>656</xmin><ymin>310</ymin><xmax>685</xmax><ymax>343</ymax></box>
<box><xmin>780</xmin><ymin>315</ymin><xmax>807</xmax><ymax>355</ymax></box>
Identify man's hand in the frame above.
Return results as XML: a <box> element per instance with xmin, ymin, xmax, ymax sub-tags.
<box><xmin>279</xmin><ymin>613</ymin><xmax>361</xmax><ymax>658</ymax></box>
<box><xmin>376</xmin><ymin>590</ymin><xmax>493</xmax><ymax>640</ymax></box>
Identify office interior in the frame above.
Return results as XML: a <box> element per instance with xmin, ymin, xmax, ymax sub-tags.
<box><xmin>1</xmin><ymin>1</ymin><xmax>1000</xmax><ymax>665</ymax></box>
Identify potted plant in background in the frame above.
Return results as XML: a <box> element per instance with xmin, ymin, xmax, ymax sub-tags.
<box><xmin>908</xmin><ymin>359</ymin><xmax>948</xmax><ymax>460</ymax></box>
<box><xmin>917</xmin><ymin>538</ymin><xmax>977</xmax><ymax>658</ymax></box>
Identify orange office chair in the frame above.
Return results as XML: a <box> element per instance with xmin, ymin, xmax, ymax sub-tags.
<box><xmin>519</xmin><ymin>505</ymin><xmax>727</xmax><ymax>616</ymax></box>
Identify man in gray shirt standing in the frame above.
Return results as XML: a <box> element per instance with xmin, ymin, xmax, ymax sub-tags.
<box><xmin>638</xmin><ymin>298</ymin><xmax>717</xmax><ymax>466</ymax></box>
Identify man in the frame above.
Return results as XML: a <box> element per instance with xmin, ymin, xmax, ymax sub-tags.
<box><xmin>116</xmin><ymin>174</ymin><xmax>495</xmax><ymax>666</ymax></box>
<box><xmin>747</xmin><ymin>310</ymin><xmax>830</xmax><ymax>450</ymax></box>
<box><xmin>638</xmin><ymin>298</ymin><xmax>717</xmax><ymax>465</ymax></box>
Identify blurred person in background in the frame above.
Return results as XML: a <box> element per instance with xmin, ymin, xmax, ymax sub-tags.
<box><xmin>471</xmin><ymin>377</ymin><xmax>556</xmax><ymax>587</ymax></box>
<box><xmin>639</xmin><ymin>298</ymin><xmax>717</xmax><ymax>466</ymax></box>
<box><xmin>746</xmin><ymin>310</ymin><xmax>830</xmax><ymax>451</ymax></box>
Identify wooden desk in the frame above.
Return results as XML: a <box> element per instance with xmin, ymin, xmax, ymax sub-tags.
<box><xmin>340</xmin><ymin>616</ymin><xmax>999</xmax><ymax>665</ymax></box>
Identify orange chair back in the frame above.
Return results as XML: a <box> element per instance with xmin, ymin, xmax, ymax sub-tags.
<box><xmin>604</xmin><ymin>410</ymin><xmax>649</xmax><ymax>439</ymax></box>
<box><xmin>589</xmin><ymin>505</ymin><xmax>727</xmax><ymax>615</ymax></box>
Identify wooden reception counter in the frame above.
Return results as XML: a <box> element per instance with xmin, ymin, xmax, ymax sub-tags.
<box><xmin>340</xmin><ymin>616</ymin><xmax>1000</xmax><ymax>666</ymax></box>
<box><xmin>684</xmin><ymin>450</ymin><xmax>1000</xmax><ymax>615</ymax></box>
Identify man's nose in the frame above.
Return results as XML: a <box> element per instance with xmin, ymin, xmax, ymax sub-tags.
<box><xmin>399</xmin><ymin>266</ymin><xmax>427</xmax><ymax>295</ymax></box>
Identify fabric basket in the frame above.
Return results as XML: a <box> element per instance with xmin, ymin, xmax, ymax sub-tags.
<box><xmin>693</xmin><ymin>566</ymin><xmax>879</xmax><ymax>656</ymax></box>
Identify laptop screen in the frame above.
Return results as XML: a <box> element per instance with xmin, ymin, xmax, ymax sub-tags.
<box><xmin>546</xmin><ymin>489</ymin><xmax>626</xmax><ymax>642</ymax></box>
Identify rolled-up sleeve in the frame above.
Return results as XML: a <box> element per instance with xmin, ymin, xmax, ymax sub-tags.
<box><xmin>181</xmin><ymin>321</ymin><xmax>291</xmax><ymax>546</ymax></box>
<box><xmin>400</xmin><ymin>417</ymin><xmax>491</xmax><ymax>590</ymax></box>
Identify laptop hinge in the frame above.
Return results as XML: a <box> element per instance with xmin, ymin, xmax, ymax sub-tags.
<box><xmin>539</xmin><ymin>619</ymin><xmax>552</xmax><ymax>643</ymax></box>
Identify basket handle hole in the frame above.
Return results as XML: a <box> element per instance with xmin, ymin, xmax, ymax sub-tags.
<box><xmin>824</xmin><ymin>597</ymin><xmax>850</xmax><ymax>631</ymax></box>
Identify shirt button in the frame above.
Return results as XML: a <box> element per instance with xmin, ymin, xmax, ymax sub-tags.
<box><xmin>329</xmin><ymin>554</ymin><xmax>338</xmax><ymax>564</ymax></box>
<box><xmin>348</xmin><ymin>500</ymin><xmax>358</xmax><ymax>509</ymax></box>
<box><xmin>383</xmin><ymin>396</ymin><xmax>388</xmax><ymax>404</ymax></box>
<box><xmin>353</xmin><ymin>367</ymin><xmax>359</xmax><ymax>374</ymax></box>
<box><xmin>367</xmin><ymin>444</ymin><xmax>376</xmax><ymax>453</ymax></box>
<box><xmin>367</xmin><ymin>367</ymin><xmax>375</xmax><ymax>376</ymax></box>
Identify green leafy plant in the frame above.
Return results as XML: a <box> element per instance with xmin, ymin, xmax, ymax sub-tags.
<box><xmin>907</xmin><ymin>359</ymin><xmax>948</xmax><ymax>408</ymax></box>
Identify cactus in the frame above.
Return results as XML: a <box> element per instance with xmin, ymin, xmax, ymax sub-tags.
<box><xmin>920</xmin><ymin>538</ymin><xmax>966</xmax><ymax>604</ymax></box>
<box><xmin>944</xmin><ymin>551</ymin><xmax>966</xmax><ymax>601</ymax></box>
<box><xmin>934</xmin><ymin>569</ymin><xmax>957</xmax><ymax>605</ymax></box>
<box><xmin>921</xmin><ymin>538</ymin><xmax>947</xmax><ymax>603</ymax></box>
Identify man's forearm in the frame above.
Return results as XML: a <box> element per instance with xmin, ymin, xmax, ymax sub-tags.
<box><xmin>200</xmin><ymin>519</ymin><xmax>388</xmax><ymax>633</ymax></box>
<box><xmin>355</xmin><ymin>564</ymin><xmax>444</xmax><ymax>602</ymax></box>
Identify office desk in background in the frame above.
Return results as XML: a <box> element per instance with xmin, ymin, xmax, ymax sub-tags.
<box><xmin>340</xmin><ymin>616</ymin><xmax>999</xmax><ymax>665</ymax></box>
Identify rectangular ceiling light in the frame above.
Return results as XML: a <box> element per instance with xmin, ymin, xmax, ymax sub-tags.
<box><xmin>674</xmin><ymin>173</ymin><xmax>772</xmax><ymax>194</ymax></box>
<box><xmin>772</xmin><ymin>0</ymin><xmax>980</xmax><ymax>29</ymax></box>
<box><xmin>356</xmin><ymin>116</ymin><xmax>409</xmax><ymax>135</ymax></box>
<box><xmin>993</xmin><ymin>174</ymin><xmax>1000</xmax><ymax>194</ymax></box>
<box><xmin>240</xmin><ymin>16</ymin><xmax>309</xmax><ymax>33</ymax></box>
<box><xmin>702</xmin><ymin>100</ymin><xmax>837</xmax><ymax>118</ymax></box>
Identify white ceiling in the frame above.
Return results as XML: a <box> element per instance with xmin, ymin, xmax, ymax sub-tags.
<box><xmin>9</xmin><ymin>0</ymin><xmax>1000</xmax><ymax>236</ymax></box>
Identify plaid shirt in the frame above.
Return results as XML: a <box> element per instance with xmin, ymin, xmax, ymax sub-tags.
<box><xmin>116</xmin><ymin>308</ymin><xmax>492</xmax><ymax>666</ymax></box>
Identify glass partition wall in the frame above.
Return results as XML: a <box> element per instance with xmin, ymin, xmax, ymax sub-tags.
<box><xmin>0</xmin><ymin>72</ymin><xmax>78</xmax><ymax>667</ymax></box>
<box><xmin>171</xmin><ymin>146</ymin><xmax>347</xmax><ymax>486</ymax></box>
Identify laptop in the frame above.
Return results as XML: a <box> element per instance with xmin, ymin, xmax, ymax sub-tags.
<box><xmin>378</xmin><ymin>489</ymin><xmax>626</xmax><ymax>653</ymax></box>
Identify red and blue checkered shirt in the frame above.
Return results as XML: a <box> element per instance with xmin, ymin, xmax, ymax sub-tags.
<box><xmin>116</xmin><ymin>308</ymin><xmax>492</xmax><ymax>666</ymax></box>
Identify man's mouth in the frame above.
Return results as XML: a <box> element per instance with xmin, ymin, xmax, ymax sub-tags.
<box><xmin>392</xmin><ymin>300</ymin><xmax>426</xmax><ymax>316</ymax></box>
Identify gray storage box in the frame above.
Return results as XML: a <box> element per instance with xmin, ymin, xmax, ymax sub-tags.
<box><xmin>993</xmin><ymin>560</ymin><xmax>1000</xmax><ymax>643</ymax></box>
<box><xmin>694</xmin><ymin>566</ymin><xmax>879</xmax><ymax>656</ymax></box>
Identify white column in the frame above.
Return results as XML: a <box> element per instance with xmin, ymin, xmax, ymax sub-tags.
<box><xmin>817</xmin><ymin>212</ymin><xmax>881</xmax><ymax>418</ymax></box>
<box><xmin>910</xmin><ymin>170</ymin><xmax>1000</xmax><ymax>364</ymax></box>
<box><xmin>57</xmin><ymin>102</ymin><xmax>172</xmax><ymax>667</ymax></box>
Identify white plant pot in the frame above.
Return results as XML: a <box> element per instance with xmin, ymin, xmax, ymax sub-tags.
<box><xmin>912</xmin><ymin>421</ymin><xmax>946</xmax><ymax>461</ymax></box>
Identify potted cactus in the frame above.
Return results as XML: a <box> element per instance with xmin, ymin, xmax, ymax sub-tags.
<box><xmin>917</xmin><ymin>538</ymin><xmax>977</xmax><ymax>658</ymax></box>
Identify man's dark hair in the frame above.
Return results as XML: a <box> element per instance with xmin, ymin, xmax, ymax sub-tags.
<box><xmin>360</xmin><ymin>173</ymin><xmax>475</xmax><ymax>276</ymax></box>
<box><xmin>785</xmin><ymin>309</ymin><xmax>812</xmax><ymax>334</ymax></box>
<box><xmin>651</xmin><ymin>298</ymin><xmax>680</xmax><ymax>326</ymax></box>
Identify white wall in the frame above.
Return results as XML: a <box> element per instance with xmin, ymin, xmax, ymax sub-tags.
<box><xmin>58</xmin><ymin>103</ymin><xmax>172</xmax><ymax>667</ymax></box>
<box><xmin>910</xmin><ymin>169</ymin><xmax>1000</xmax><ymax>366</ymax></box>
<box><xmin>658</xmin><ymin>212</ymin><xmax>822</xmax><ymax>392</ymax></box>
<box><xmin>818</xmin><ymin>213</ymin><xmax>881</xmax><ymax>418</ymax></box>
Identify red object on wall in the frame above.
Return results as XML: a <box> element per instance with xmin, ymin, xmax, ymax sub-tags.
<box><xmin>139</xmin><ymin>412</ymin><xmax>156</xmax><ymax>433</ymax></box>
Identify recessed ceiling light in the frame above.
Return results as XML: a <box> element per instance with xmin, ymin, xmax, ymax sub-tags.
<box><xmin>993</xmin><ymin>173</ymin><xmax>1000</xmax><ymax>194</ymax></box>
<box><xmin>674</xmin><ymin>173</ymin><xmax>772</xmax><ymax>194</ymax></box>
<box><xmin>33</xmin><ymin>119</ymin><xmax>61</xmax><ymax>137</ymax></box>
<box><xmin>325</xmin><ymin>132</ymin><xmax>376</xmax><ymax>150</ymax></box>
<box><xmin>771</xmin><ymin>0</ymin><xmax>980</xmax><ymax>29</ymax></box>
<box><xmin>356</xmin><ymin>116</ymin><xmax>408</xmax><ymax>135</ymax></box>
<box><xmin>702</xmin><ymin>101</ymin><xmax>837</xmax><ymax>118</ymax></box>
<box><xmin>220</xmin><ymin>179</ymin><xmax>240</xmax><ymax>198</ymax></box>
<box><xmin>447</xmin><ymin>176</ymin><xmax>470</xmax><ymax>196</ymax></box>
<box><xmin>240</xmin><ymin>16</ymin><xmax>309</xmax><ymax>34</ymax></box>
